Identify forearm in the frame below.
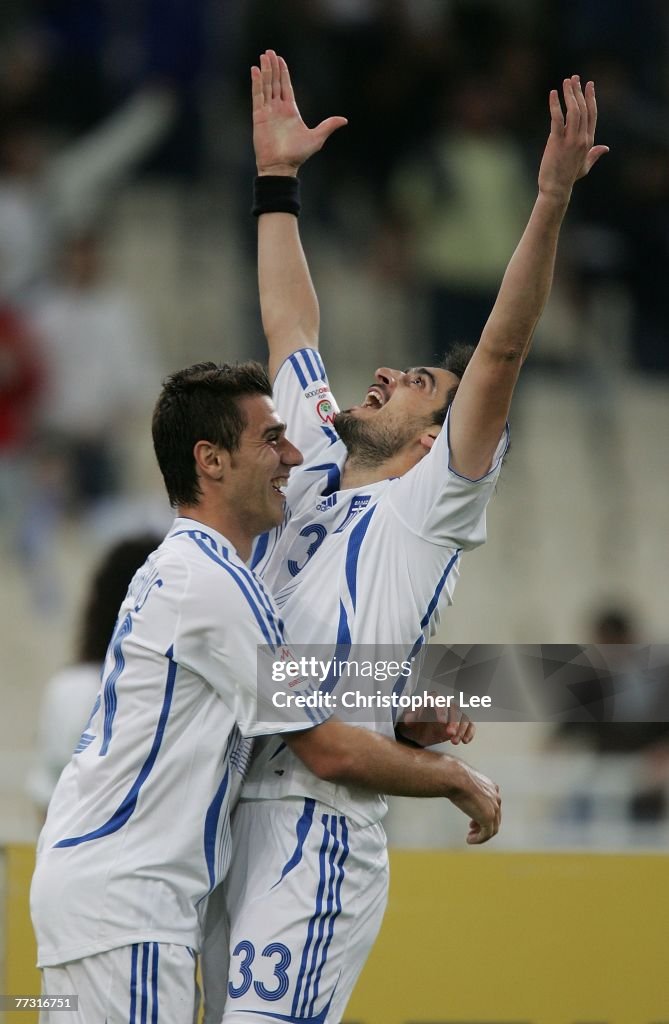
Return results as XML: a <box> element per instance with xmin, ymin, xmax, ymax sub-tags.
<box><xmin>258</xmin><ymin>206</ymin><xmax>320</xmax><ymax>380</ymax></box>
<box><xmin>286</xmin><ymin>721</ymin><xmax>469</xmax><ymax>797</ymax></box>
<box><xmin>478</xmin><ymin>191</ymin><xmax>569</xmax><ymax>363</ymax></box>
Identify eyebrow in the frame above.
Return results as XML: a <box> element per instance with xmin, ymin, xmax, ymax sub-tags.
<box><xmin>404</xmin><ymin>367</ymin><xmax>437</xmax><ymax>390</ymax></box>
<box><xmin>263</xmin><ymin>422</ymin><xmax>287</xmax><ymax>438</ymax></box>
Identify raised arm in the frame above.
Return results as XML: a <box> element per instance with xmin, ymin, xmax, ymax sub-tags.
<box><xmin>252</xmin><ymin>50</ymin><xmax>347</xmax><ymax>380</ymax></box>
<box><xmin>448</xmin><ymin>76</ymin><xmax>609</xmax><ymax>479</ymax></box>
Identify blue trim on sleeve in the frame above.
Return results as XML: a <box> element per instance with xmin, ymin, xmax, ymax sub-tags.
<box><xmin>446</xmin><ymin>417</ymin><xmax>510</xmax><ymax>482</ymax></box>
<box><xmin>288</xmin><ymin>354</ymin><xmax>309</xmax><ymax>390</ymax></box>
<box><xmin>300</xmin><ymin>349</ymin><xmax>318</xmax><ymax>382</ymax></box>
<box><xmin>313</xmin><ymin>352</ymin><xmax>326</xmax><ymax>380</ymax></box>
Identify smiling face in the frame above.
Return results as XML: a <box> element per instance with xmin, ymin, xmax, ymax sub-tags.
<box><xmin>225</xmin><ymin>394</ymin><xmax>303</xmax><ymax>537</ymax></box>
<box><xmin>333</xmin><ymin>365</ymin><xmax>461</xmax><ymax>466</ymax></box>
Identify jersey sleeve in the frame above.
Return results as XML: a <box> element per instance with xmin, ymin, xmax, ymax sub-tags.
<box><xmin>387</xmin><ymin>408</ymin><xmax>509</xmax><ymax>549</ymax></box>
<box><xmin>174</xmin><ymin>555</ymin><xmax>330</xmax><ymax>737</ymax></box>
<box><xmin>273</xmin><ymin>348</ymin><xmax>341</xmax><ymax>467</ymax></box>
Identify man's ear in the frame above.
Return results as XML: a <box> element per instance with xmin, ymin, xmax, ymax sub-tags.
<box><xmin>419</xmin><ymin>426</ymin><xmax>441</xmax><ymax>453</ymax></box>
<box><xmin>193</xmin><ymin>441</ymin><xmax>227</xmax><ymax>482</ymax></box>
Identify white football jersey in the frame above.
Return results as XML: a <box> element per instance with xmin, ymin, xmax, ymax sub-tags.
<box><xmin>244</xmin><ymin>349</ymin><xmax>508</xmax><ymax>825</ymax></box>
<box><xmin>31</xmin><ymin>518</ymin><xmax>327</xmax><ymax>967</ymax></box>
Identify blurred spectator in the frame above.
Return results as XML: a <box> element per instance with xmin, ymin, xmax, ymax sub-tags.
<box><xmin>389</xmin><ymin>74</ymin><xmax>533</xmax><ymax>360</ymax></box>
<box><xmin>0</xmin><ymin>87</ymin><xmax>174</xmax><ymax>302</ymax></box>
<box><xmin>28</xmin><ymin>227</ymin><xmax>160</xmax><ymax>510</ymax></box>
<box><xmin>27</xmin><ymin>532</ymin><xmax>161</xmax><ymax>815</ymax></box>
<box><xmin>551</xmin><ymin>605</ymin><xmax>669</xmax><ymax>824</ymax></box>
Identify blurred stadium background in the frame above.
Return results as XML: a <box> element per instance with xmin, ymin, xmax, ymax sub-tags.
<box><xmin>1</xmin><ymin>1</ymin><xmax>668</xmax><ymax>1021</ymax></box>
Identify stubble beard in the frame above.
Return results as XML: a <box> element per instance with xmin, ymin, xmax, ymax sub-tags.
<box><xmin>333</xmin><ymin>410</ymin><xmax>410</xmax><ymax>468</ymax></box>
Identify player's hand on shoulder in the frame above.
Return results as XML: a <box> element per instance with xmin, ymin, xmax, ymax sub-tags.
<box><xmin>538</xmin><ymin>76</ymin><xmax>609</xmax><ymax>201</ymax></box>
<box><xmin>252</xmin><ymin>49</ymin><xmax>347</xmax><ymax>175</ymax></box>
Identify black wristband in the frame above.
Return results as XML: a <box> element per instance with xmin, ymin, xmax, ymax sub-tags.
<box><xmin>252</xmin><ymin>175</ymin><xmax>301</xmax><ymax>217</ymax></box>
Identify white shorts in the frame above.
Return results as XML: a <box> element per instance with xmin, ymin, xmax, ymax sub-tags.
<box><xmin>212</xmin><ymin>798</ymin><xmax>389</xmax><ymax>1024</ymax></box>
<box><xmin>40</xmin><ymin>943</ymin><xmax>200</xmax><ymax>1024</ymax></box>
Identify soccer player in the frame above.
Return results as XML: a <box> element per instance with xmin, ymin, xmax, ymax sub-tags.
<box><xmin>31</xmin><ymin>361</ymin><xmax>500</xmax><ymax>1024</ymax></box>
<box><xmin>212</xmin><ymin>54</ymin><xmax>608</xmax><ymax>1024</ymax></box>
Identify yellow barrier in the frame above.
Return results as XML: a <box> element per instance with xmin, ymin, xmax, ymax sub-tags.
<box><xmin>5</xmin><ymin>847</ymin><xmax>669</xmax><ymax>1024</ymax></box>
<box><xmin>4</xmin><ymin>845</ymin><xmax>39</xmax><ymax>1024</ymax></box>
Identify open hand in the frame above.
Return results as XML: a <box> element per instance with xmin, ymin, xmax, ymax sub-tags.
<box><xmin>252</xmin><ymin>49</ymin><xmax>347</xmax><ymax>176</ymax></box>
<box><xmin>538</xmin><ymin>76</ymin><xmax>609</xmax><ymax>201</ymax></box>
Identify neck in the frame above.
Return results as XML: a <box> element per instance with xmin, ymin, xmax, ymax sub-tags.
<box><xmin>340</xmin><ymin>447</ymin><xmax>423</xmax><ymax>490</ymax></box>
<box><xmin>177</xmin><ymin>502</ymin><xmax>252</xmax><ymax>561</ymax></box>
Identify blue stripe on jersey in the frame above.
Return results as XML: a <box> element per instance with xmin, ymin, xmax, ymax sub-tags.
<box><xmin>140</xmin><ymin>942</ymin><xmax>149</xmax><ymax>1024</ymax></box>
<box><xmin>250</xmin><ymin>530</ymin><xmax>269</xmax><ymax>570</ymax></box>
<box><xmin>345</xmin><ymin>506</ymin><xmax>376</xmax><ymax>611</ymax></box>
<box><xmin>220</xmin><ymin>544</ymin><xmax>285</xmax><ymax>647</ymax></box>
<box><xmin>301</xmin><ymin>816</ymin><xmax>339</xmax><ymax>1017</ymax></box>
<box><xmin>272</xmin><ymin>798</ymin><xmax>316</xmax><ymax>889</ymax></box>
<box><xmin>304</xmin><ymin>462</ymin><xmax>341</xmax><ymax>497</ymax></box>
<box><xmin>320</xmin><ymin>602</ymin><xmax>351</xmax><ymax>695</ymax></box>
<box><xmin>320</xmin><ymin>425</ymin><xmax>339</xmax><ymax>446</ymax></box>
<box><xmin>419</xmin><ymin>550</ymin><xmax>460</xmax><ymax>629</ymax></box>
<box><xmin>203</xmin><ymin>763</ymin><xmax>230</xmax><ymax>895</ymax></box>
<box><xmin>308</xmin><ymin>815</ymin><xmax>350</xmax><ymax>1015</ymax></box>
<box><xmin>74</xmin><ymin>732</ymin><xmax>95</xmax><ymax>754</ymax></box>
<box><xmin>100</xmin><ymin>612</ymin><xmax>133</xmax><ymax>756</ymax></box>
<box><xmin>301</xmin><ymin>348</ymin><xmax>320</xmax><ymax>383</ymax></box>
<box><xmin>54</xmin><ymin>648</ymin><xmax>177</xmax><ymax>848</ymax></box>
<box><xmin>129</xmin><ymin>944</ymin><xmax>138</xmax><ymax>1024</ymax></box>
<box><xmin>288</xmin><ymin>354</ymin><xmax>308</xmax><ymax>389</ymax></box>
<box><xmin>187</xmin><ymin>533</ymin><xmax>283</xmax><ymax>648</ymax></box>
<box><xmin>151</xmin><ymin>943</ymin><xmax>159</xmax><ymax>1024</ymax></box>
<box><xmin>291</xmin><ymin>822</ymin><xmax>330</xmax><ymax>1017</ymax></box>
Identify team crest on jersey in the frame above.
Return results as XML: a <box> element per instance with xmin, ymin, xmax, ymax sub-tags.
<box><xmin>316</xmin><ymin>398</ymin><xmax>335</xmax><ymax>424</ymax></box>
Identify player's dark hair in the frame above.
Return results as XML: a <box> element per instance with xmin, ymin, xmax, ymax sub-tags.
<box><xmin>77</xmin><ymin>534</ymin><xmax>161</xmax><ymax>663</ymax></box>
<box><xmin>431</xmin><ymin>343</ymin><xmax>476</xmax><ymax>425</ymax></box>
<box><xmin>152</xmin><ymin>361</ymin><xmax>272</xmax><ymax>507</ymax></box>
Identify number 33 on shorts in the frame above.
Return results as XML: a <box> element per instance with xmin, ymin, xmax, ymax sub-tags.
<box><xmin>220</xmin><ymin>799</ymin><xmax>389</xmax><ymax>1024</ymax></box>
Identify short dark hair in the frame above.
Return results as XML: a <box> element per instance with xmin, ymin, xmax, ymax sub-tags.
<box><xmin>78</xmin><ymin>534</ymin><xmax>161</xmax><ymax>663</ymax></box>
<box><xmin>432</xmin><ymin>343</ymin><xmax>476</xmax><ymax>426</ymax></box>
<box><xmin>152</xmin><ymin>361</ymin><xmax>272</xmax><ymax>507</ymax></box>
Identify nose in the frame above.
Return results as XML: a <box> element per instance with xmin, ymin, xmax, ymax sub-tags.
<box><xmin>374</xmin><ymin>367</ymin><xmax>401</xmax><ymax>391</ymax></box>
<box><xmin>281</xmin><ymin>437</ymin><xmax>303</xmax><ymax>467</ymax></box>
